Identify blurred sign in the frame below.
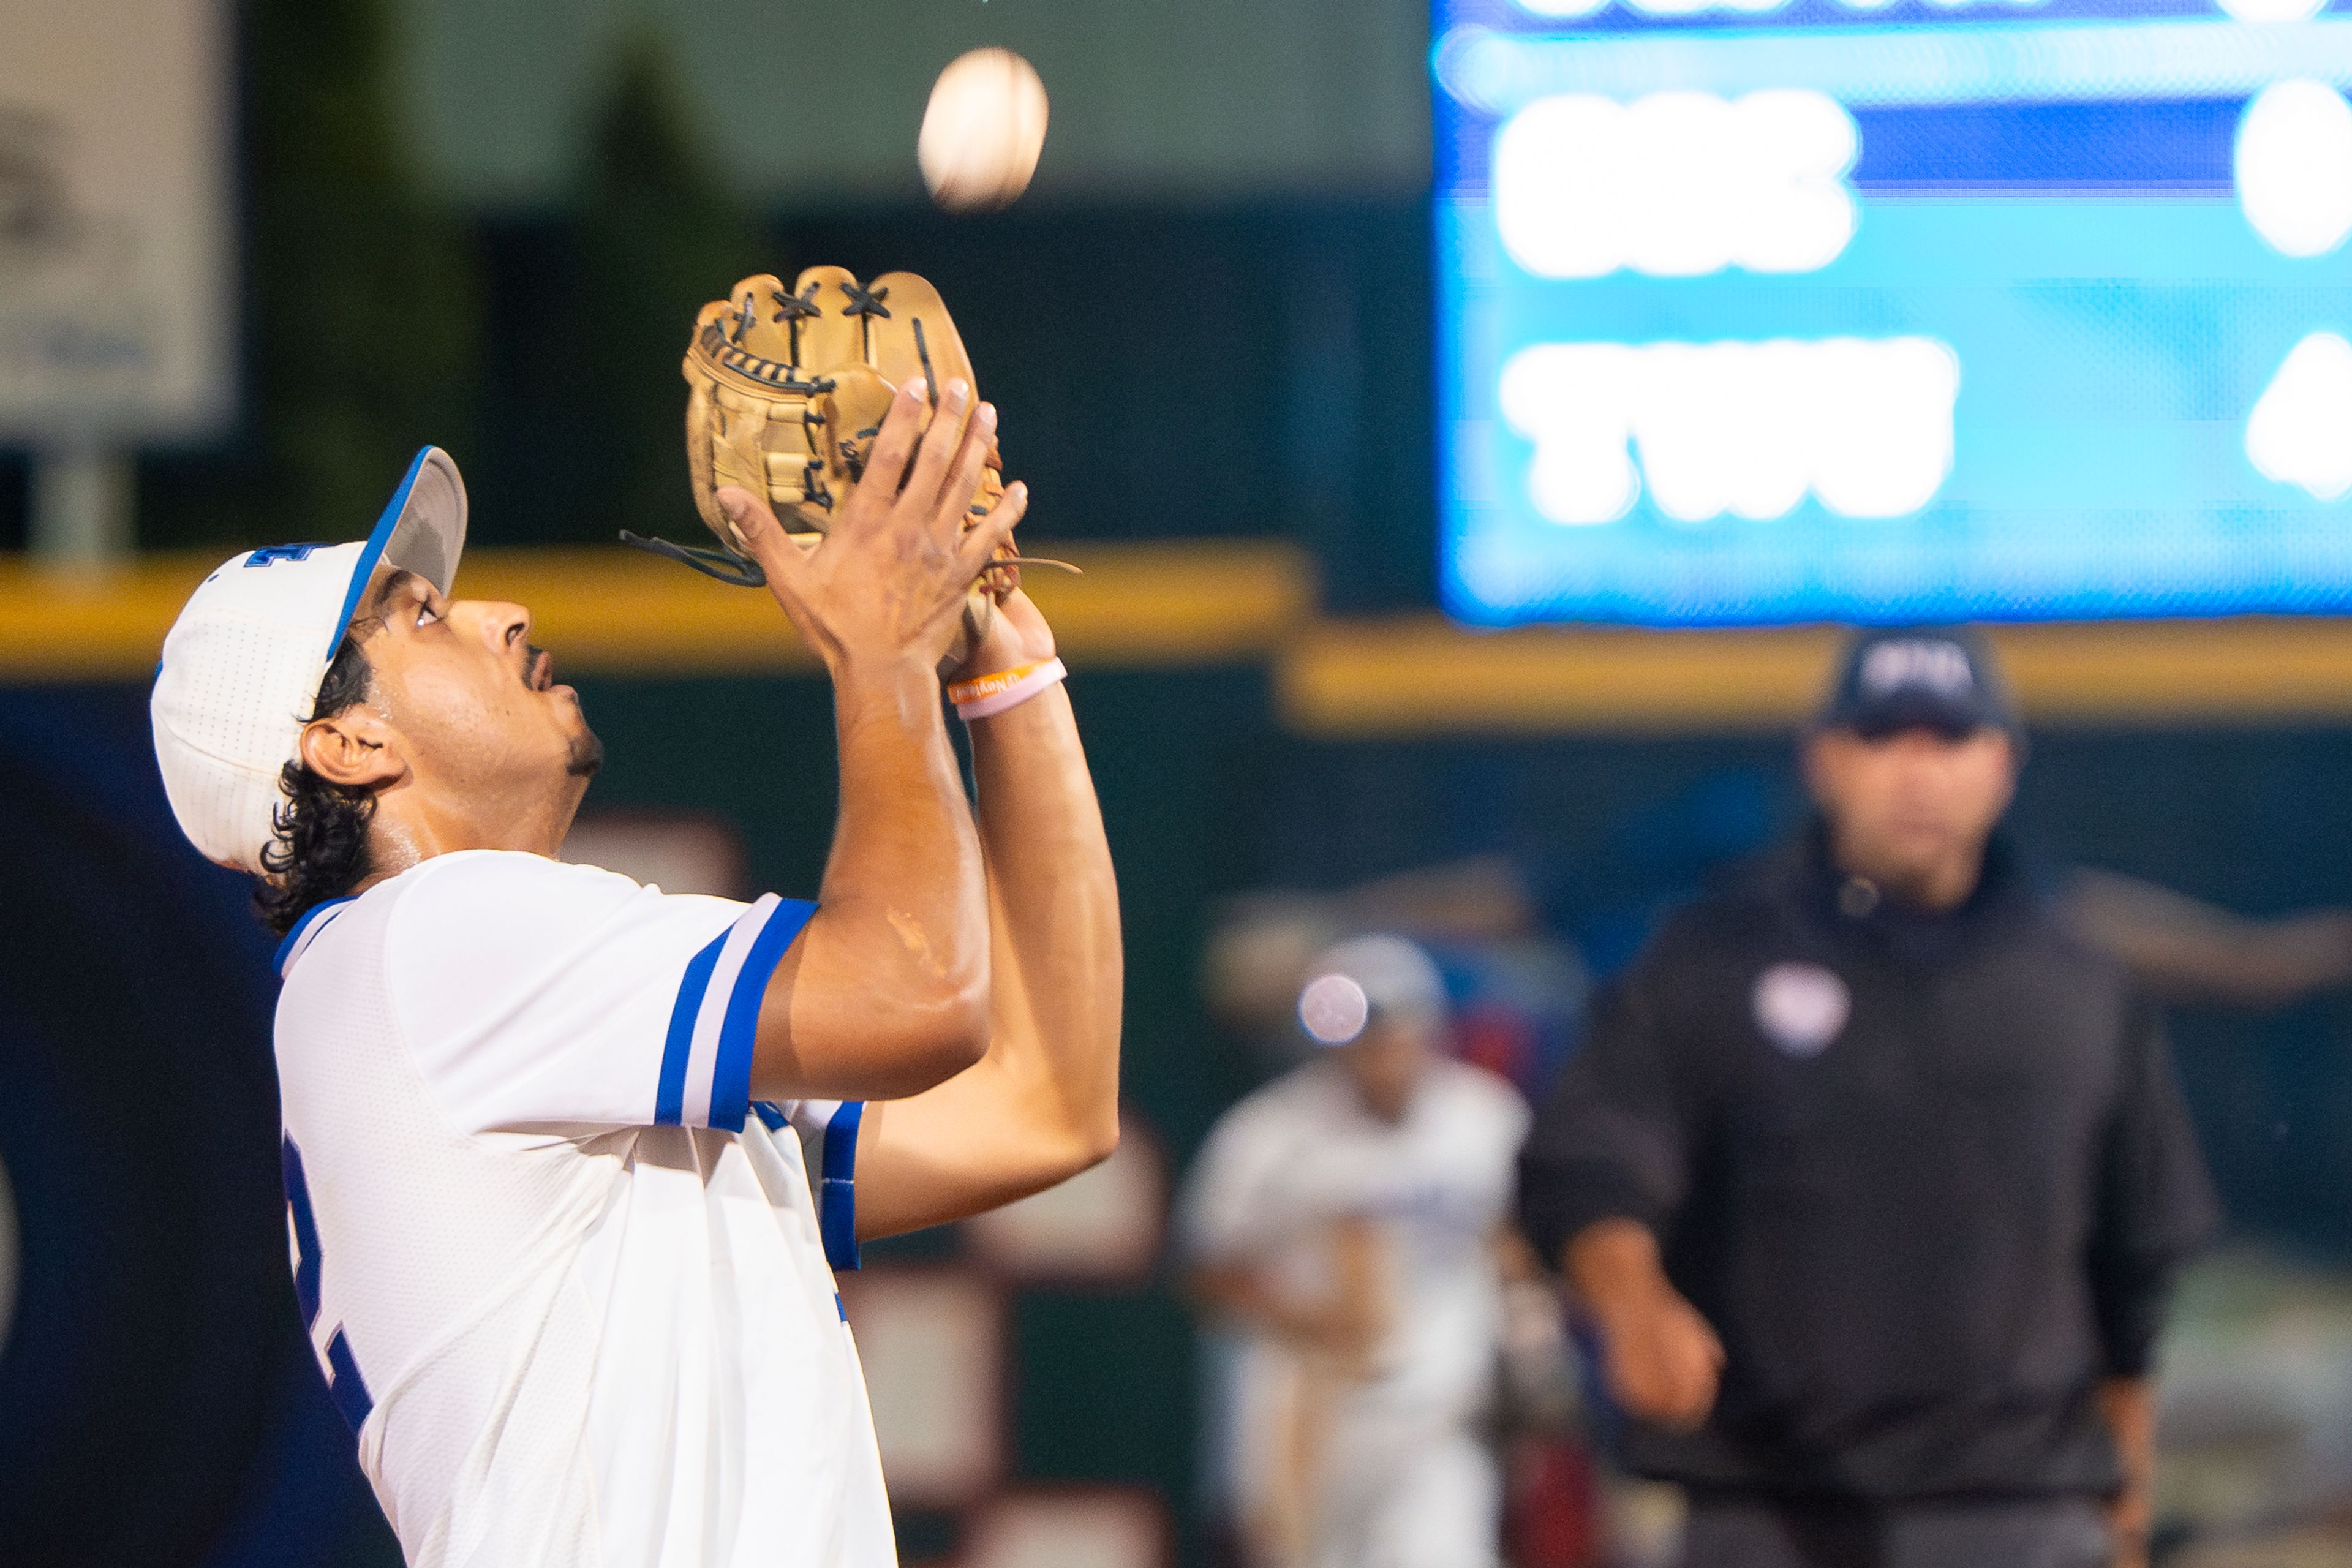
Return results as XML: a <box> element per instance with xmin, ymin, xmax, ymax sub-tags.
<box><xmin>963</xmin><ymin>1490</ymin><xmax>1169</xmax><ymax>1568</ymax></box>
<box><xmin>1436</xmin><ymin>0</ymin><xmax>2352</xmax><ymax>625</ymax></box>
<box><xmin>837</xmin><ymin>1268</ymin><xmax>1005</xmax><ymax>1505</ymax></box>
<box><xmin>0</xmin><ymin>1</ymin><xmax>235</xmax><ymax>443</ymax></box>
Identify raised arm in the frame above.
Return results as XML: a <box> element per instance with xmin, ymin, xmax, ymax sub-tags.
<box><xmin>853</xmin><ymin>584</ymin><xmax>1125</xmax><ymax>1238</ymax></box>
<box><xmin>725</xmin><ymin>379</ymin><xmax>1027</xmax><ymax>1102</ymax></box>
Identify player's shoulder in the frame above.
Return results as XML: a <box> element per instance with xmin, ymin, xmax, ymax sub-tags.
<box><xmin>393</xmin><ymin>846</ymin><xmax>646</xmax><ymax>910</ymax></box>
<box><xmin>1427</xmin><ymin>1057</ymin><xmax>1531</xmax><ymax>1131</ymax></box>
<box><xmin>277</xmin><ymin>851</ymin><xmax>643</xmax><ymax>987</ymax></box>
<box><xmin>1201</xmin><ymin>1062</ymin><xmax>1342</xmax><ymax>1154</ymax></box>
<box><xmin>383</xmin><ymin>848</ymin><xmax>741</xmax><ymax>968</ymax></box>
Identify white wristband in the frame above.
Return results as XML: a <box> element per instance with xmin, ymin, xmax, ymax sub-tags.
<box><xmin>952</xmin><ymin>657</ymin><xmax>1068</xmax><ymax>722</ymax></box>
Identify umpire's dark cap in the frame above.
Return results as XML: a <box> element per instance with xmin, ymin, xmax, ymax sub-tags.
<box><xmin>1817</xmin><ymin>625</ymin><xmax>2019</xmax><ymax>739</ymax></box>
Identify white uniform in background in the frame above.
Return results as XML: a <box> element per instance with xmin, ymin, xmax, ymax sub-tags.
<box><xmin>271</xmin><ymin>848</ymin><xmax>890</xmax><ymax>1568</ymax></box>
<box><xmin>1182</xmin><ymin>1055</ymin><xmax>1531</xmax><ymax>1568</ymax></box>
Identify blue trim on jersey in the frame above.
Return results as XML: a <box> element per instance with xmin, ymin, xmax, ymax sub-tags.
<box><xmin>820</xmin><ymin>1099</ymin><xmax>863</xmax><ymax>1272</ymax></box>
<box><xmin>707</xmin><ymin>898</ymin><xmax>816</xmax><ymax>1134</ymax></box>
<box><xmin>325</xmin><ymin>1329</ymin><xmax>375</xmax><ymax>1432</ymax></box>
<box><xmin>328</xmin><ymin>447</ymin><xmax>434</xmax><ymax>663</ymax></box>
<box><xmin>656</xmin><ymin>929</ymin><xmax>729</xmax><ymax>1126</ymax></box>
<box><xmin>281</xmin><ymin>1137</ymin><xmax>322</xmax><ymax>1324</ymax></box>
<box><xmin>752</xmin><ymin>1100</ymin><xmax>788</xmax><ymax>1133</ymax></box>
<box><xmin>822</xmin><ymin>1099</ymin><xmax>862</xmax><ymax>1184</ymax></box>
<box><xmin>274</xmin><ymin>896</ymin><xmax>357</xmax><ymax>978</ymax></box>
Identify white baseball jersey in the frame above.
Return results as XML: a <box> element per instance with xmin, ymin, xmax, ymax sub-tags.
<box><xmin>1182</xmin><ymin>1057</ymin><xmax>1529</xmax><ymax>1568</ymax></box>
<box><xmin>271</xmin><ymin>848</ymin><xmax>891</xmax><ymax>1568</ymax></box>
<box><xmin>1183</xmin><ymin>1056</ymin><xmax>1529</xmax><ymax>1428</ymax></box>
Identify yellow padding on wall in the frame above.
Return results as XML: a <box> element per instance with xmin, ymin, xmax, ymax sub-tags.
<box><xmin>1276</xmin><ymin>616</ymin><xmax>2352</xmax><ymax>735</ymax></box>
<box><xmin>9</xmin><ymin>544</ymin><xmax>2352</xmax><ymax>729</ymax></box>
<box><xmin>0</xmin><ymin>540</ymin><xmax>1317</xmax><ymax>681</ymax></box>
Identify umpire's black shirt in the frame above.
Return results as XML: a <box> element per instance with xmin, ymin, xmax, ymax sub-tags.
<box><xmin>1519</xmin><ymin>827</ymin><xmax>2219</xmax><ymax>1502</ymax></box>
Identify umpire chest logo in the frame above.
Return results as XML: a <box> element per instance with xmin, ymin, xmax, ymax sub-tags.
<box><xmin>1752</xmin><ymin>963</ymin><xmax>1850</xmax><ymax>1058</ymax></box>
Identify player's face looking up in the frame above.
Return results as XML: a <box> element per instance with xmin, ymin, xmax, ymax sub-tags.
<box><xmin>1336</xmin><ymin>1010</ymin><xmax>1441</xmax><ymax>1124</ymax></box>
<box><xmin>1804</xmin><ymin>724</ymin><xmax>2018</xmax><ymax>911</ymax></box>
<box><xmin>293</xmin><ymin>564</ymin><xmax>603</xmax><ymax>873</ymax></box>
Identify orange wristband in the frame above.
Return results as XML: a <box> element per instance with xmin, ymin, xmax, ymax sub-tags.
<box><xmin>949</xmin><ymin>657</ymin><xmax>1066</xmax><ymax>720</ymax></box>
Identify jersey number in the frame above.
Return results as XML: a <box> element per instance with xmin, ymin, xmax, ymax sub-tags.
<box><xmin>282</xmin><ymin>1136</ymin><xmax>375</xmax><ymax>1433</ymax></box>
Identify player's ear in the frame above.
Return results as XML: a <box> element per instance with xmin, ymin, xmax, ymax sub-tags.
<box><xmin>298</xmin><ymin>706</ymin><xmax>406</xmax><ymax>790</ymax></box>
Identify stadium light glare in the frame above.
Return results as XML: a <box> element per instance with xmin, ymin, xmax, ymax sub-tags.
<box><xmin>2247</xmin><ymin>333</ymin><xmax>2352</xmax><ymax>502</ymax></box>
<box><xmin>2236</xmin><ymin>80</ymin><xmax>2352</xmax><ymax>258</ymax></box>
<box><xmin>1494</xmin><ymin>90</ymin><xmax>1856</xmax><ymax>279</ymax></box>
<box><xmin>1499</xmin><ymin>337</ymin><xmax>1962</xmax><ymax>526</ymax></box>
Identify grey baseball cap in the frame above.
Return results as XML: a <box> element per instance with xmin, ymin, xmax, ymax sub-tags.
<box><xmin>1817</xmin><ymin>625</ymin><xmax>2019</xmax><ymax>739</ymax></box>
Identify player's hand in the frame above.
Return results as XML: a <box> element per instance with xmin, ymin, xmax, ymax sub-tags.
<box><xmin>1596</xmin><ymin>1288</ymin><xmax>1724</xmax><ymax>1432</ymax></box>
<box><xmin>951</xmin><ymin>584</ymin><xmax>1057</xmax><ymax>685</ymax></box>
<box><xmin>1276</xmin><ymin>1295</ymin><xmax>1387</xmax><ymax>1382</ymax></box>
<box><xmin>2106</xmin><ymin>1505</ymin><xmax>2150</xmax><ymax>1568</ymax></box>
<box><xmin>718</xmin><ymin>379</ymin><xmax>1025</xmax><ymax>676</ymax></box>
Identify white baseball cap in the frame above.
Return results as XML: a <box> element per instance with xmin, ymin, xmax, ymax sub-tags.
<box><xmin>151</xmin><ymin>447</ymin><xmax>469</xmax><ymax>872</ymax></box>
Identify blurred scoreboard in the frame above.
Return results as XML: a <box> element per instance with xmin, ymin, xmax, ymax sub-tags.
<box><xmin>1434</xmin><ymin>0</ymin><xmax>2352</xmax><ymax>625</ymax></box>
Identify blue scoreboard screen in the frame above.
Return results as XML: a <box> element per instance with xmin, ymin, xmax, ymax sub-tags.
<box><xmin>1434</xmin><ymin>0</ymin><xmax>2352</xmax><ymax>625</ymax></box>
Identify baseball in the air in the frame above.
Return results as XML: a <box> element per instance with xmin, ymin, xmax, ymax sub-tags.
<box><xmin>919</xmin><ymin>48</ymin><xmax>1049</xmax><ymax>213</ymax></box>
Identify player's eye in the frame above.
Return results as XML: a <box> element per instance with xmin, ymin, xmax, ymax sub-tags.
<box><xmin>415</xmin><ymin>599</ymin><xmax>440</xmax><ymax>628</ymax></box>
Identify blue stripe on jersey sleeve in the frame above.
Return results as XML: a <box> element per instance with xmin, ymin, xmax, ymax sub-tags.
<box><xmin>656</xmin><ymin>929</ymin><xmax>729</xmax><ymax>1126</ymax></box>
<box><xmin>707</xmin><ymin>898</ymin><xmax>816</xmax><ymax>1134</ymax></box>
<box><xmin>820</xmin><ymin>1099</ymin><xmax>863</xmax><ymax>1272</ymax></box>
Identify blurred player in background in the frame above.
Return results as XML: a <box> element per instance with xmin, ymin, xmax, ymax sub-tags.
<box><xmin>1517</xmin><ymin>626</ymin><xmax>2220</xmax><ymax>1568</ymax></box>
<box><xmin>146</xmin><ymin>382</ymin><xmax>1123</xmax><ymax>1566</ymax></box>
<box><xmin>1182</xmin><ymin>935</ymin><xmax>1539</xmax><ymax>1568</ymax></box>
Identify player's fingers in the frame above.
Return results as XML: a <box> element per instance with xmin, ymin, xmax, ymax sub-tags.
<box><xmin>718</xmin><ymin>486</ymin><xmax>812</xmax><ymax>603</ymax></box>
<box><xmin>952</xmin><ymin>481</ymin><xmax>1027</xmax><ymax>581</ymax></box>
<box><xmin>935</xmin><ymin>402</ymin><xmax>999</xmax><ymax>534</ymax></box>
<box><xmin>858</xmin><ymin>380</ymin><xmax>931</xmax><ymax>505</ymax></box>
<box><xmin>899</xmin><ymin>377</ymin><xmax>972</xmax><ymax>524</ymax></box>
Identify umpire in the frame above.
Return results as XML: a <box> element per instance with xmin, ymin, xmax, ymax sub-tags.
<box><xmin>1518</xmin><ymin>627</ymin><xmax>2219</xmax><ymax>1568</ymax></box>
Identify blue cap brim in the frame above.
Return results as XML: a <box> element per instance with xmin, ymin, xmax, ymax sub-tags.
<box><xmin>324</xmin><ymin>447</ymin><xmax>469</xmax><ymax>662</ymax></box>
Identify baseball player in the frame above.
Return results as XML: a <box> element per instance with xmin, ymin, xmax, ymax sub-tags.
<box><xmin>148</xmin><ymin>378</ymin><xmax>1123</xmax><ymax>1567</ymax></box>
<box><xmin>1182</xmin><ymin>935</ymin><xmax>1532</xmax><ymax>1568</ymax></box>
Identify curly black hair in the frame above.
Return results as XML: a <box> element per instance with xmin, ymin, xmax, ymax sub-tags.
<box><xmin>255</xmin><ymin>635</ymin><xmax>379</xmax><ymax>937</ymax></box>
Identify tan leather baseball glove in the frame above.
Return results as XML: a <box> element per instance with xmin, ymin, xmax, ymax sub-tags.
<box><xmin>628</xmin><ymin>266</ymin><xmax>1049</xmax><ymax>665</ymax></box>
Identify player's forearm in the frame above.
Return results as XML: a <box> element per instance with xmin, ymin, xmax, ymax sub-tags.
<box><xmin>845</xmin><ymin>684</ymin><xmax>1121</xmax><ymax>1240</ymax></box>
<box><xmin>1189</xmin><ymin>1263</ymin><xmax>1341</xmax><ymax>1346</ymax></box>
<box><xmin>760</xmin><ymin>657</ymin><xmax>990</xmax><ymax>1099</ymax></box>
<box><xmin>966</xmin><ymin>682</ymin><xmax>1123</xmax><ymax>1158</ymax></box>
<box><xmin>1565</xmin><ymin>1218</ymin><xmax>1679</xmax><ymax>1328</ymax></box>
<box><xmin>2098</xmin><ymin>1376</ymin><xmax>2157</xmax><ymax>1560</ymax></box>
